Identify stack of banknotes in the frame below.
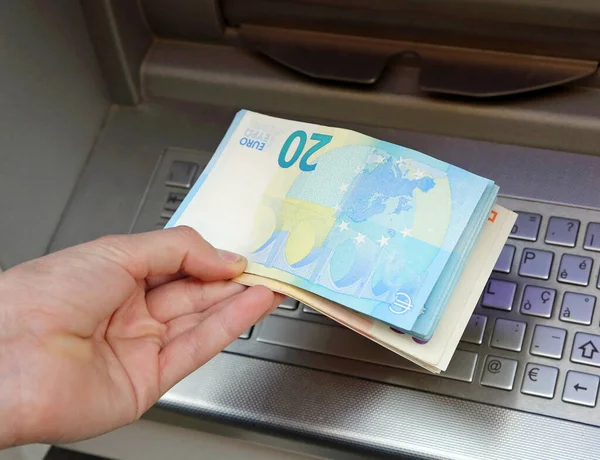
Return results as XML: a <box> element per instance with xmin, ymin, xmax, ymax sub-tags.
<box><xmin>166</xmin><ymin>110</ymin><xmax>517</xmax><ymax>373</ymax></box>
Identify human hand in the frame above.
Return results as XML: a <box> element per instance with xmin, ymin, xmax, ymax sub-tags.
<box><xmin>0</xmin><ymin>227</ymin><xmax>282</xmax><ymax>448</ymax></box>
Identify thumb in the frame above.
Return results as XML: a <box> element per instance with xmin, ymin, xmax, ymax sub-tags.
<box><xmin>90</xmin><ymin>226</ymin><xmax>247</xmax><ymax>282</ymax></box>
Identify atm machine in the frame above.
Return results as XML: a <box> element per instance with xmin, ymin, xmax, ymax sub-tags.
<box><xmin>2</xmin><ymin>1</ymin><xmax>600</xmax><ymax>458</ymax></box>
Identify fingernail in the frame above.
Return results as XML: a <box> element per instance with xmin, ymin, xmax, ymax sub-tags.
<box><xmin>217</xmin><ymin>249</ymin><xmax>244</xmax><ymax>264</ymax></box>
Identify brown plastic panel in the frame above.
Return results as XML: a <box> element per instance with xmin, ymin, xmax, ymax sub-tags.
<box><xmin>141</xmin><ymin>0</ymin><xmax>224</xmax><ymax>41</ymax></box>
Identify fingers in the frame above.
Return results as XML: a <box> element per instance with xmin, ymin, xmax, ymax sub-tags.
<box><xmin>146</xmin><ymin>277</ymin><xmax>246</xmax><ymax>323</ymax></box>
<box><xmin>163</xmin><ymin>313</ymin><xmax>206</xmax><ymax>344</ymax></box>
<box><xmin>158</xmin><ymin>286</ymin><xmax>276</xmax><ymax>393</ymax></box>
<box><xmin>273</xmin><ymin>293</ymin><xmax>286</xmax><ymax>306</ymax></box>
<box><xmin>163</xmin><ymin>291</ymin><xmax>283</xmax><ymax>345</ymax></box>
<box><xmin>90</xmin><ymin>226</ymin><xmax>246</xmax><ymax>281</ymax></box>
<box><xmin>257</xmin><ymin>292</ymin><xmax>286</xmax><ymax>322</ymax></box>
<box><xmin>145</xmin><ymin>271</ymin><xmax>187</xmax><ymax>290</ymax></box>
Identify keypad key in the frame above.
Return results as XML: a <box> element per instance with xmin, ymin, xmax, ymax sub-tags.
<box><xmin>521</xmin><ymin>364</ymin><xmax>559</xmax><ymax>399</ymax></box>
<box><xmin>160</xmin><ymin>210</ymin><xmax>175</xmax><ymax>220</ymax></box>
<box><xmin>562</xmin><ymin>371</ymin><xmax>600</xmax><ymax>407</ymax></box>
<box><xmin>303</xmin><ymin>304</ymin><xmax>324</xmax><ymax>315</ymax></box>
<box><xmin>481</xmin><ymin>356</ymin><xmax>518</xmax><ymax>390</ymax></box>
<box><xmin>560</xmin><ymin>292</ymin><xmax>596</xmax><ymax>325</ymax></box>
<box><xmin>520</xmin><ymin>285</ymin><xmax>556</xmax><ymax>318</ymax></box>
<box><xmin>166</xmin><ymin>160</ymin><xmax>199</xmax><ymax>188</ymax></box>
<box><xmin>571</xmin><ymin>332</ymin><xmax>600</xmax><ymax>367</ymax></box>
<box><xmin>557</xmin><ymin>254</ymin><xmax>593</xmax><ymax>286</ymax></box>
<box><xmin>493</xmin><ymin>245</ymin><xmax>515</xmax><ymax>273</ymax></box>
<box><xmin>481</xmin><ymin>279</ymin><xmax>517</xmax><ymax>311</ymax></box>
<box><xmin>583</xmin><ymin>222</ymin><xmax>600</xmax><ymax>252</ymax></box>
<box><xmin>544</xmin><ymin>217</ymin><xmax>580</xmax><ymax>247</ymax></box>
<box><xmin>164</xmin><ymin>192</ymin><xmax>187</xmax><ymax>211</ymax></box>
<box><xmin>278</xmin><ymin>297</ymin><xmax>299</xmax><ymax>310</ymax></box>
<box><xmin>530</xmin><ymin>325</ymin><xmax>566</xmax><ymax>359</ymax></box>
<box><xmin>518</xmin><ymin>248</ymin><xmax>554</xmax><ymax>280</ymax></box>
<box><xmin>509</xmin><ymin>212</ymin><xmax>542</xmax><ymax>241</ymax></box>
<box><xmin>442</xmin><ymin>350</ymin><xmax>478</xmax><ymax>383</ymax></box>
<box><xmin>491</xmin><ymin>319</ymin><xmax>526</xmax><ymax>352</ymax></box>
<box><xmin>461</xmin><ymin>314</ymin><xmax>487</xmax><ymax>345</ymax></box>
<box><xmin>239</xmin><ymin>327</ymin><xmax>253</xmax><ymax>339</ymax></box>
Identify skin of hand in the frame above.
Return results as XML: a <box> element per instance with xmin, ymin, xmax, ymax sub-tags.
<box><xmin>0</xmin><ymin>226</ymin><xmax>283</xmax><ymax>448</ymax></box>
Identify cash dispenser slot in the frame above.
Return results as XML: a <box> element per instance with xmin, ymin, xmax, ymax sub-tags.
<box><xmin>138</xmin><ymin>0</ymin><xmax>599</xmax><ymax>98</ymax></box>
<box><xmin>89</xmin><ymin>0</ymin><xmax>600</xmax><ymax>101</ymax></box>
<box><xmin>235</xmin><ymin>24</ymin><xmax>597</xmax><ymax>98</ymax></box>
<box><xmin>214</xmin><ymin>0</ymin><xmax>600</xmax><ymax>98</ymax></box>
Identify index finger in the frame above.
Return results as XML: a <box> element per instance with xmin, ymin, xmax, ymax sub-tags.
<box><xmin>91</xmin><ymin>226</ymin><xmax>246</xmax><ymax>282</ymax></box>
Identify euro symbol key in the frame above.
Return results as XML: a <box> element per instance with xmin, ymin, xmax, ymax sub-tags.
<box><xmin>528</xmin><ymin>367</ymin><xmax>539</xmax><ymax>382</ymax></box>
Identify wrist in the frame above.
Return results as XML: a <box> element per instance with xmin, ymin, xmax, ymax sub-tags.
<box><xmin>0</xmin><ymin>279</ymin><xmax>28</xmax><ymax>448</ymax></box>
<box><xmin>0</xmin><ymin>355</ymin><xmax>26</xmax><ymax>449</ymax></box>
<box><xmin>0</xmin><ymin>369</ymin><xmax>25</xmax><ymax>449</ymax></box>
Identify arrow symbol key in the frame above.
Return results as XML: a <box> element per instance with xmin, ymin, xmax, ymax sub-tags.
<box><xmin>579</xmin><ymin>340</ymin><xmax>599</xmax><ymax>360</ymax></box>
<box><xmin>574</xmin><ymin>383</ymin><xmax>588</xmax><ymax>392</ymax></box>
<box><xmin>562</xmin><ymin>371</ymin><xmax>600</xmax><ymax>407</ymax></box>
<box><xmin>571</xmin><ymin>332</ymin><xmax>600</xmax><ymax>367</ymax></box>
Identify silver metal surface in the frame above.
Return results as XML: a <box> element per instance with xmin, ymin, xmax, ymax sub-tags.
<box><xmin>519</xmin><ymin>285</ymin><xmax>555</xmax><ymax>318</ymax></box>
<box><xmin>521</xmin><ymin>363</ymin><xmax>559</xmax><ymax>399</ymax></box>
<box><xmin>560</xmin><ymin>292</ymin><xmax>596</xmax><ymax>325</ymax></box>
<box><xmin>482</xmin><ymin>279</ymin><xmax>517</xmax><ymax>311</ymax></box>
<box><xmin>491</xmin><ymin>319</ymin><xmax>527</xmax><ymax>352</ymax></box>
<box><xmin>562</xmin><ymin>371</ymin><xmax>600</xmax><ymax>407</ymax></box>
<box><xmin>493</xmin><ymin>244</ymin><xmax>515</xmax><ymax>274</ymax></box>
<box><xmin>158</xmin><ymin>352</ymin><xmax>600</xmax><ymax>460</ymax></box>
<box><xmin>480</xmin><ymin>355</ymin><xmax>519</xmax><ymax>390</ymax></box>
<box><xmin>518</xmin><ymin>248</ymin><xmax>554</xmax><ymax>280</ymax></box>
<box><xmin>557</xmin><ymin>254</ymin><xmax>593</xmax><ymax>286</ymax></box>
<box><xmin>545</xmin><ymin>217</ymin><xmax>580</xmax><ymax>247</ymax></box>
<box><xmin>256</xmin><ymin>315</ymin><xmax>421</xmax><ymax>372</ymax></box>
<box><xmin>257</xmin><ymin>314</ymin><xmax>478</xmax><ymax>384</ymax></box>
<box><xmin>529</xmin><ymin>325</ymin><xmax>566</xmax><ymax>360</ymax></box>
<box><xmin>509</xmin><ymin>212</ymin><xmax>542</xmax><ymax>242</ymax></box>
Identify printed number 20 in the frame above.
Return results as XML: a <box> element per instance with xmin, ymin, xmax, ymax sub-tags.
<box><xmin>278</xmin><ymin>130</ymin><xmax>333</xmax><ymax>172</ymax></box>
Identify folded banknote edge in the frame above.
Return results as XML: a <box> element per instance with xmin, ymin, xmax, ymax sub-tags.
<box><xmin>410</xmin><ymin>183</ymin><xmax>499</xmax><ymax>340</ymax></box>
<box><xmin>367</xmin><ymin>204</ymin><xmax>516</xmax><ymax>370</ymax></box>
<box><xmin>233</xmin><ymin>204</ymin><xmax>516</xmax><ymax>374</ymax></box>
<box><xmin>437</xmin><ymin>204</ymin><xmax>517</xmax><ymax>369</ymax></box>
<box><xmin>233</xmin><ymin>272</ymin><xmax>442</xmax><ymax>373</ymax></box>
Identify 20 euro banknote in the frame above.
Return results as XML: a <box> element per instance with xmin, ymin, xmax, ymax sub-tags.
<box><xmin>166</xmin><ymin>110</ymin><xmax>496</xmax><ymax>334</ymax></box>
